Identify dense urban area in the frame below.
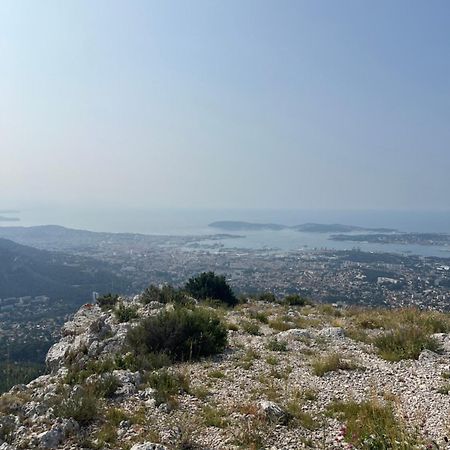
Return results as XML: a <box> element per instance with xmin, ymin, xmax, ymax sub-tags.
<box><xmin>0</xmin><ymin>225</ymin><xmax>449</xmax><ymax>384</ymax></box>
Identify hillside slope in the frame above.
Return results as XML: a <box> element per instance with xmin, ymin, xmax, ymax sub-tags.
<box><xmin>0</xmin><ymin>238</ymin><xmax>129</xmax><ymax>304</ymax></box>
<box><xmin>1</xmin><ymin>295</ymin><xmax>450</xmax><ymax>449</ymax></box>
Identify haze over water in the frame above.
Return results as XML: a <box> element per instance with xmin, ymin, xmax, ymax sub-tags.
<box><xmin>5</xmin><ymin>207</ymin><xmax>450</xmax><ymax>258</ymax></box>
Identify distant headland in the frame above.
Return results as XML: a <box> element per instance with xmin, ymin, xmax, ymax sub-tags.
<box><xmin>209</xmin><ymin>221</ymin><xmax>397</xmax><ymax>233</ymax></box>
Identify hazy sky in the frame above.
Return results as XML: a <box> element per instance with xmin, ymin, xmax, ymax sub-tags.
<box><xmin>1</xmin><ymin>0</ymin><xmax>449</xmax><ymax>211</ymax></box>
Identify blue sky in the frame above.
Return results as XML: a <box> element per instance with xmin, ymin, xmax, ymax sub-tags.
<box><xmin>1</xmin><ymin>0</ymin><xmax>449</xmax><ymax>210</ymax></box>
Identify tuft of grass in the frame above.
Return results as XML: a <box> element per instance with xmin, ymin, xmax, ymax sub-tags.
<box><xmin>190</xmin><ymin>385</ymin><xmax>211</xmax><ymax>400</ymax></box>
<box><xmin>436</xmin><ymin>383</ymin><xmax>450</xmax><ymax>395</ymax></box>
<box><xmin>326</xmin><ymin>398</ymin><xmax>421</xmax><ymax>449</ymax></box>
<box><xmin>311</xmin><ymin>353</ymin><xmax>357</xmax><ymax>377</ymax></box>
<box><xmin>268</xmin><ymin>318</ymin><xmax>294</xmax><ymax>331</ymax></box>
<box><xmin>146</xmin><ymin>369</ymin><xmax>190</xmax><ymax>406</ymax></box>
<box><xmin>236</xmin><ymin>348</ymin><xmax>260</xmax><ymax>370</ymax></box>
<box><xmin>266</xmin><ymin>338</ymin><xmax>288</xmax><ymax>352</ymax></box>
<box><xmin>374</xmin><ymin>326</ymin><xmax>441</xmax><ymax>361</ymax></box>
<box><xmin>208</xmin><ymin>369</ymin><xmax>226</xmax><ymax>379</ymax></box>
<box><xmin>202</xmin><ymin>405</ymin><xmax>229</xmax><ymax>428</ymax></box>
<box><xmin>114</xmin><ymin>303</ymin><xmax>139</xmax><ymax>323</ymax></box>
<box><xmin>240</xmin><ymin>320</ymin><xmax>261</xmax><ymax>336</ymax></box>
<box><xmin>265</xmin><ymin>355</ymin><xmax>279</xmax><ymax>366</ymax></box>
<box><xmin>285</xmin><ymin>400</ymin><xmax>318</xmax><ymax>430</ymax></box>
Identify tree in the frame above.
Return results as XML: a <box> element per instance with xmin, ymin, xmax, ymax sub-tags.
<box><xmin>184</xmin><ymin>271</ymin><xmax>237</xmax><ymax>306</ymax></box>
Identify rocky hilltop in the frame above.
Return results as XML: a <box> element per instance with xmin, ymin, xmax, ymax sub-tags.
<box><xmin>1</xmin><ymin>290</ymin><xmax>450</xmax><ymax>450</ymax></box>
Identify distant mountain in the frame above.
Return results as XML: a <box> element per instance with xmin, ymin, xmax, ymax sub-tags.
<box><xmin>209</xmin><ymin>221</ymin><xmax>397</xmax><ymax>233</ymax></box>
<box><xmin>0</xmin><ymin>238</ymin><xmax>129</xmax><ymax>304</ymax></box>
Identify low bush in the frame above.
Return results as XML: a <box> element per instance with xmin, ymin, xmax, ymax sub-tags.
<box><xmin>326</xmin><ymin>398</ymin><xmax>421</xmax><ymax>449</ymax></box>
<box><xmin>97</xmin><ymin>293</ymin><xmax>119</xmax><ymax>310</ymax></box>
<box><xmin>283</xmin><ymin>294</ymin><xmax>308</xmax><ymax>307</ymax></box>
<box><xmin>141</xmin><ymin>284</ymin><xmax>190</xmax><ymax>305</ymax></box>
<box><xmin>374</xmin><ymin>326</ymin><xmax>441</xmax><ymax>361</ymax></box>
<box><xmin>146</xmin><ymin>369</ymin><xmax>190</xmax><ymax>406</ymax></box>
<box><xmin>266</xmin><ymin>338</ymin><xmax>288</xmax><ymax>352</ymax></box>
<box><xmin>258</xmin><ymin>292</ymin><xmax>277</xmax><ymax>303</ymax></box>
<box><xmin>240</xmin><ymin>320</ymin><xmax>261</xmax><ymax>336</ymax></box>
<box><xmin>114</xmin><ymin>303</ymin><xmax>138</xmax><ymax>323</ymax></box>
<box><xmin>127</xmin><ymin>306</ymin><xmax>227</xmax><ymax>363</ymax></box>
<box><xmin>311</xmin><ymin>353</ymin><xmax>356</xmax><ymax>376</ymax></box>
<box><xmin>185</xmin><ymin>272</ymin><xmax>237</xmax><ymax>307</ymax></box>
<box><xmin>54</xmin><ymin>384</ymin><xmax>99</xmax><ymax>425</ymax></box>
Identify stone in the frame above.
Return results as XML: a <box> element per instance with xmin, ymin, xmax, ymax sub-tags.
<box><xmin>317</xmin><ymin>327</ymin><xmax>345</xmax><ymax>339</ymax></box>
<box><xmin>279</xmin><ymin>328</ymin><xmax>313</xmax><ymax>340</ymax></box>
<box><xmin>258</xmin><ymin>400</ymin><xmax>289</xmax><ymax>424</ymax></box>
<box><xmin>130</xmin><ymin>443</ymin><xmax>169</xmax><ymax>450</ymax></box>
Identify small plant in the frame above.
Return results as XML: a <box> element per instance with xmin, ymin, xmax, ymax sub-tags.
<box><xmin>283</xmin><ymin>294</ymin><xmax>308</xmax><ymax>307</ymax></box>
<box><xmin>208</xmin><ymin>369</ymin><xmax>226</xmax><ymax>379</ymax></box>
<box><xmin>374</xmin><ymin>326</ymin><xmax>441</xmax><ymax>361</ymax></box>
<box><xmin>94</xmin><ymin>374</ymin><xmax>120</xmax><ymax>398</ymax></box>
<box><xmin>266</xmin><ymin>355</ymin><xmax>279</xmax><ymax>365</ymax></box>
<box><xmin>202</xmin><ymin>405</ymin><xmax>229</xmax><ymax>428</ymax></box>
<box><xmin>311</xmin><ymin>353</ymin><xmax>357</xmax><ymax>376</ymax></box>
<box><xmin>249</xmin><ymin>310</ymin><xmax>269</xmax><ymax>324</ymax></box>
<box><xmin>268</xmin><ymin>318</ymin><xmax>294</xmax><ymax>331</ymax></box>
<box><xmin>114</xmin><ymin>302</ymin><xmax>139</xmax><ymax>323</ymax></box>
<box><xmin>97</xmin><ymin>293</ymin><xmax>119</xmax><ymax>310</ymax></box>
<box><xmin>54</xmin><ymin>384</ymin><xmax>100</xmax><ymax>425</ymax></box>
<box><xmin>285</xmin><ymin>400</ymin><xmax>318</xmax><ymax>430</ymax></box>
<box><xmin>436</xmin><ymin>383</ymin><xmax>450</xmax><ymax>395</ymax></box>
<box><xmin>326</xmin><ymin>398</ymin><xmax>421</xmax><ymax>449</ymax></box>
<box><xmin>190</xmin><ymin>385</ymin><xmax>211</xmax><ymax>400</ymax></box>
<box><xmin>266</xmin><ymin>338</ymin><xmax>288</xmax><ymax>352</ymax></box>
<box><xmin>241</xmin><ymin>320</ymin><xmax>261</xmax><ymax>335</ymax></box>
<box><xmin>146</xmin><ymin>369</ymin><xmax>190</xmax><ymax>406</ymax></box>
<box><xmin>227</xmin><ymin>322</ymin><xmax>239</xmax><ymax>331</ymax></box>
<box><xmin>258</xmin><ymin>292</ymin><xmax>277</xmax><ymax>303</ymax></box>
<box><xmin>127</xmin><ymin>306</ymin><xmax>228</xmax><ymax>363</ymax></box>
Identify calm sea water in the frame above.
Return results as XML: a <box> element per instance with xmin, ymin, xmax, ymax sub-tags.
<box><xmin>4</xmin><ymin>207</ymin><xmax>450</xmax><ymax>258</ymax></box>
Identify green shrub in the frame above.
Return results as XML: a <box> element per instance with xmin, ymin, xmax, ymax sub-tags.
<box><xmin>185</xmin><ymin>272</ymin><xmax>237</xmax><ymax>307</ymax></box>
<box><xmin>127</xmin><ymin>306</ymin><xmax>227</xmax><ymax>363</ymax></box>
<box><xmin>114</xmin><ymin>303</ymin><xmax>139</xmax><ymax>323</ymax></box>
<box><xmin>266</xmin><ymin>338</ymin><xmax>288</xmax><ymax>352</ymax></box>
<box><xmin>94</xmin><ymin>374</ymin><xmax>120</xmax><ymax>398</ymax></box>
<box><xmin>146</xmin><ymin>369</ymin><xmax>190</xmax><ymax>406</ymax></box>
<box><xmin>141</xmin><ymin>284</ymin><xmax>190</xmax><ymax>305</ymax></box>
<box><xmin>326</xmin><ymin>399</ymin><xmax>421</xmax><ymax>449</ymax></box>
<box><xmin>283</xmin><ymin>294</ymin><xmax>308</xmax><ymax>307</ymax></box>
<box><xmin>258</xmin><ymin>292</ymin><xmax>277</xmax><ymax>303</ymax></box>
<box><xmin>311</xmin><ymin>353</ymin><xmax>356</xmax><ymax>376</ymax></box>
<box><xmin>97</xmin><ymin>293</ymin><xmax>119</xmax><ymax>310</ymax></box>
<box><xmin>202</xmin><ymin>405</ymin><xmax>229</xmax><ymax>428</ymax></box>
<box><xmin>374</xmin><ymin>326</ymin><xmax>441</xmax><ymax>361</ymax></box>
<box><xmin>54</xmin><ymin>385</ymin><xmax>99</xmax><ymax>425</ymax></box>
<box><xmin>249</xmin><ymin>310</ymin><xmax>269</xmax><ymax>324</ymax></box>
<box><xmin>240</xmin><ymin>320</ymin><xmax>261</xmax><ymax>335</ymax></box>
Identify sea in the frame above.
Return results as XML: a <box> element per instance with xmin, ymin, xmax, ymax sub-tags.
<box><xmin>3</xmin><ymin>207</ymin><xmax>450</xmax><ymax>258</ymax></box>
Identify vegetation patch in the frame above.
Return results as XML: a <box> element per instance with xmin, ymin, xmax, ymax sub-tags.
<box><xmin>374</xmin><ymin>326</ymin><xmax>441</xmax><ymax>361</ymax></box>
<box><xmin>311</xmin><ymin>353</ymin><xmax>357</xmax><ymax>376</ymax></box>
<box><xmin>326</xmin><ymin>398</ymin><xmax>422</xmax><ymax>449</ymax></box>
<box><xmin>127</xmin><ymin>306</ymin><xmax>228</xmax><ymax>364</ymax></box>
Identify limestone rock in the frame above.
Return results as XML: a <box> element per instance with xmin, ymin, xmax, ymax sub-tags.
<box><xmin>258</xmin><ymin>400</ymin><xmax>289</xmax><ymax>424</ymax></box>
<box><xmin>130</xmin><ymin>443</ymin><xmax>169</xmax><ymax>450</ymax></box>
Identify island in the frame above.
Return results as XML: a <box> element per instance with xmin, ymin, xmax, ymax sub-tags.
<box><xmin>209</xmin><ymin>221</ymin><xmax>397</xmax><ymax>233</ymax></box>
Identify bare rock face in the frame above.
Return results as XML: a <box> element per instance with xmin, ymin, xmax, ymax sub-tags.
<box><xmin>45</xmin><ymin>304</ymin><xmax>129</xmax><ymax>374</ymax></box>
